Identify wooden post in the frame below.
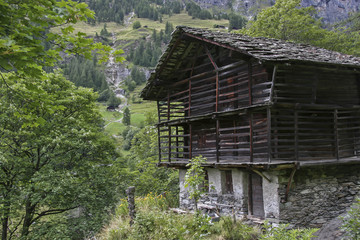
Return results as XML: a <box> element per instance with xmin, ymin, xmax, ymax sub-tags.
<box><xmin>189</xmin><ymin>123</ymin><xmax>193</xmax><ymax>160</ymax></box>
<box><xmin>167</xmin><ymin>91</ymin><xmax>170</xmax><ymax>121</ymax></box>
<box><xmin>189</xmin><ymin>79</ymin><xmax>192</xmax><ymax>117</ymax></box>
<box><xmin>216</xmin><ymin>72</ymin><xmax>219</xmax><ymax>112</ymax></box>
<box><xmin>250</xmin><ymin>113</ymin><xmax>253</xmax><ymax>162</ymax></box>
<box><xmin>157</xmin><ymin>100</ymin><xmax>161</xmax><ymax>122</ymax></box>
<box><xmin>176</xmin><ymin>126</ymin><xmax>179</xmax><ymax>159</ymax></box>
<box><xmin>157</xmin><ymin>125</ymin><xmax>161</xmax><ymax>163</ymax></box>
<box><xmin>269</xmin><ymin>65</ymin><xmax>277</xmax><ymax>103</ymax></box>
<box><xmin>334</xmin><ymin>109</ymin><xmax>339</xmax><ymax>160</ymax></box>
<box><xmin>295</xmin><ymin>110</ymin><xmax>299</xmax><ymax>160</ymax></box>
<box><xmin>126</xmin><ymin>186</ymin><xmax>136</xmax><ymax>226</ymax></box>
<box><xmin>267</xmin><ymin>107</ymin><xmax>272</xmax><ymax>163</ymax></box>
<box><xmin>216</xmin><ymin>119</ymin><xmax>220</xmax><ymax>162</ymax></box>
<box><xmin>168</xmin><ymin>126</ymin><xmax>171</xmax><ymax>162</ymax></box>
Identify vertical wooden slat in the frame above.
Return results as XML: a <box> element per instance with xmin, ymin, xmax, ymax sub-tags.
<box><xmin>267</xmin><ymin>107</ymin><xmax>272</xmax><ymax>163</ymax></box>
<box><xmin>295</xmin><ymin>110</ymin><xmax>299</xmax><ymax>160</ymax></box>
<box><xmin>250</xmin><ymin>112</ymin><xmax>253</xmax><ymax>162</ymax></box>
<box><xmin>189</xmin><ymin>79</ymin><xmax>192</xmax><ymax>117</ymax></box>
<box><xmin>334</xmin><ymin>109</ymin><xmax>339</xmax><ymax>160</ymax></box>
<box><xmin>189</xmin><ymin>123</ymin><xmax>193</xmax><ymax>159</ymax></box>
<box><xmin>270</xmin><ymin>65</ymin><xmax>277</xmax><ymax>103</ymax></box>
<box><xmin>216</xmin><ymin>72</ymin><xmax>219</xmax><ymax>112</ymax></box>
<box><xmin>157</xmin><ymin>125</ymin><xmax>161</xmax><ymax>163</ymax></box>
<box><xmin>167</xmin><ymin>91</ymin><xmax>170</xmax><ymax>121</ymax></box>
<box><xmin>157</xmin><ymin>100</ymin><xmax>161</xmax><ymax>122</ymax></box>
<box><xmin>216</xmin><ymin>119</ymin><xmax>220</xmax><ymax>163</ymax></box>
<box><xmin>176</xmin><ymin>126</ymin><xmax>179</xmax><ymax>159</ymax></box>
<box><xmin>168</xmin><ymin>126</ymin><xmax>171</xmax><ymax>162</ymax></box>
<box><xmin>248</xmin><ymin>61</ymin><xmax>253</xmax><ymax>105</ymax></box>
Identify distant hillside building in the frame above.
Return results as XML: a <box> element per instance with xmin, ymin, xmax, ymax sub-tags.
<box><xmin>141</xmin><ymin>26</ymin><xmax>360</xmax><ymax>227</ymax></box>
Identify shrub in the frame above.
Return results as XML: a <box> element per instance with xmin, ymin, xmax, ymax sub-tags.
<box><xmin>133</xmin><ymin>21</ymin><xmax>141</xmax><ymax>29</ymax></box>
<box><xmin>218</xmin><ymin>216</ymin><xmax>259</xmax><ymax>240</ymax></box>
<box><xmin>342</xmin><ymin>198</ymin><xmax>360</xmax><ymax>239</ymax></box>
<box><xmin>260</xmin><ymin>221</ymin><xmax>318</xmax><ymax>240</ymax></box>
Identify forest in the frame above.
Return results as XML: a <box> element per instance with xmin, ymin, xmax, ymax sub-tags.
<box><xmin>0</xmin><ymin>0</ymin><xmax>360</xmax><ymax>239</ymax></box>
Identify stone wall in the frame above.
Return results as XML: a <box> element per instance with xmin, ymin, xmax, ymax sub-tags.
<box><xmin>278</xmin><ymin>164</ymin><xmax>360</xmax><ymax>228</ymax></box>
<box><xmin>179</xmin><ymin>168</ymin><xmax>248</xmax><ymax>217</ymax></box>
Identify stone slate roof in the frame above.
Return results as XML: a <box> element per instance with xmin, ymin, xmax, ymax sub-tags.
<box><xmin>174</xmin><ymin>26</ymin><xmax>360</xmax><ymax>66</ymax></box>
<box><xmin>142</xmin><ymin>26</ymin><xmax>360</xmax><ymax>99</ymax></box>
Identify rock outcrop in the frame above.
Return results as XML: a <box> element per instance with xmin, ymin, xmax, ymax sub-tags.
<box><xmin>191</xmin><ymin>0</ymin><xmax>359</xmax><ymax>25</ymax></box>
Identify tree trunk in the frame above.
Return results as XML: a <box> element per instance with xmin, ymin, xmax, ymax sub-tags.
<box><xmin>21</xmin><ymin>199</ymin><xmax>36</xmax><ymax>238</ymax></box>
<box><xmin>1</xmin><ymin>193</ymin><xmax>11</xmax><ymax>240</ymax></box>
<box><xmin>2</xmin><ymin>211</ymin><xmax>9</xmax><ymax>240</ymax></box>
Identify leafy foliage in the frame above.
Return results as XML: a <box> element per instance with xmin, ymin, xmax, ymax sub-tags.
<box><xmin>123</xmin><ymin>107</ymin><xmax>131</xmax><ymax>126</ymax></box>
<box><xmin>341</xmin><ymin>198</ymin><xmax>360</xmax><ymax>239</ymax></box>
<box><xmin>240</xmin><ymin>0</ymin><xmax>360</xmax><ymax>56</ymax></box>
<box><xmin>62</xmin><ymin>55</ymin><xmax>111</xmax><ymax>102</ymax></box>
<box><xmin>260</xmin><ymin>222</ymin><xmax>318</xmax><ymax>240</ymax></box>
<box><xmin>133</xmin><ymin>21</ymin><xmax>142</xmax><ymax>29</ymax></box>
<box><xmin>0</xmin><ymin>0</ymin><xmax>124</xmax><ymax>79</ymax></box>
<box><xmin>0</xmin><ymin>72</ymin><xmax>120</xmax><ymax>239</ymax></box>
<box><xmin>184</xmin><ymin>156</ymin><xmax>207</xmax><ymax>211</ymax></box>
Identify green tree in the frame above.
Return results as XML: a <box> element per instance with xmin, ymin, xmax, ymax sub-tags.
<box><xmin>127</xmin><ymin>121</ymin><xmax>179</xmax><ymax>196</ymax></box>
<box><xmin>107</xmin><ymin>92</ymin><xmax>122</xmax><ymax>108</ymax></box>
<box><xmin>0</xmin><ymin>0</ymin><xmax>124</xmax><ymax>79</ymax></box>
<box><xmin>123</xmin><ymin>107</ymin><xmax>131</xmax><ymax>126</ymax></box>
<box><xmin>184</xmin><ymin>156</ymin><xmax>207</xmax><ymax>211</ymax></box>
<box><xmin>229</xmin><ymin>13</ymin><xmax>247</xmax><ymax>30</ymax></box>
<box><xmin>0</xmin><ymin>72</ymin><xmax>119</xmax><ymax>239</ymax></box>
<box><xmin>240</xmin><ymin>0</ymin><xmax>360</xmax><ymax>56</ymax></box>
<box><xmin>133</xmin><ymin>21</ymin><xmax>142</xmax><ymax>29</ymax></box>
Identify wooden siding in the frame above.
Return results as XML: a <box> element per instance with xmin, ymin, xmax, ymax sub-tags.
<box><xmin>157</xmin><ymin>58</ymin><xmax>272</xmax><ymax>123</ymax></box>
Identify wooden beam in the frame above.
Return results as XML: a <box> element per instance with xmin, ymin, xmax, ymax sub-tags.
<box><xmin>270</xmin><ymin>65</ymin><xmax>277</xmax><ymax>103</ymax></box>
<box><xmin>204</xmin><ymin>44</ymin><xmax>218</xmax><ymax>70</ymax></box>
<box><xmin>284</xmin><ymin>167</ymin><xmax>297</xmax><ymax>202</ymax></box>
<box><xmin>252</xmin><ymin>169</ymin><xmax>271</xmax><ymax>182</ymax></box>
<box><xmin>216</xmin><ymin>119</ymin><xmax>220</xmax><ymax>163</ymax></box>
<box><xmin>267</xmin><ymin>107</ymin><xmax>272</xmax><ymax>163</ymax></box>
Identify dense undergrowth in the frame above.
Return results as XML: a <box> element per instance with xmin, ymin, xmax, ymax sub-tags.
<box><xmin>97</xmin><ymin>193</ymin><xmax>318</xmax><ymax>240</ymax></box>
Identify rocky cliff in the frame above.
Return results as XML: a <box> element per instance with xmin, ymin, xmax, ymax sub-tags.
<box><xmin>191</xmin><ymin>0</ymin><xmax>359</xmax><ymax>25</ymax></box>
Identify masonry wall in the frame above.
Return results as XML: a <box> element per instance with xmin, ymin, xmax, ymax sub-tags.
<box><xmin>279</xmin><ymin>164</ymin><xmax>360</xmax><ymax>228</ymax></box>
<box><xmin>179</xmin><ymin>168</ymin><xmax>248</xmax><ymax>217</ymax></box>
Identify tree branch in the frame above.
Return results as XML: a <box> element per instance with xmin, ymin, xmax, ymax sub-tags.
<box><xmin>31</xmin><ymin>206</ymin><xmax>79</xmax><ymax>224</ymax></box>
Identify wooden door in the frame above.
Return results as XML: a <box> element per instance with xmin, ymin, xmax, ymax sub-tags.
<box><xmin>249</xmin><ymin>174</ymin><xmax>265</xmax><ymax>218</ymax></box>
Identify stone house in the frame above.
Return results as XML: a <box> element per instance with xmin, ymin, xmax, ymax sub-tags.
<box><xmin>141</xmin><ymin>26</ymin><xmax>360</xmax><ymax>227</ymax></box>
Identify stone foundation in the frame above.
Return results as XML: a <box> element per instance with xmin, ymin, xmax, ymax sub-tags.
<box><xmin>279</xmin><ymin>164</ymin><xmax>360</xmax><ymax>228</ymax></box>
<box><xmin>179</xmin><ymin>164</ymin><xmax>360</xmax><ymax>228</ymax></box>
<box><xmin>179</xmin><ymin>168</ymin><xmax>248</xmax><ymax>217</ymax></box>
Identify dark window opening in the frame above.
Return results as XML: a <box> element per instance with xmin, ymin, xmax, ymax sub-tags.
<box><xmin>224</xmin><ymin>170</ymin><xmax>233</xmax><ymax>194</ymax></box>
<box><xmin>200</xmin><ymin>170</ymin><xmax>209</xmax><ymax>192</ymax></box>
